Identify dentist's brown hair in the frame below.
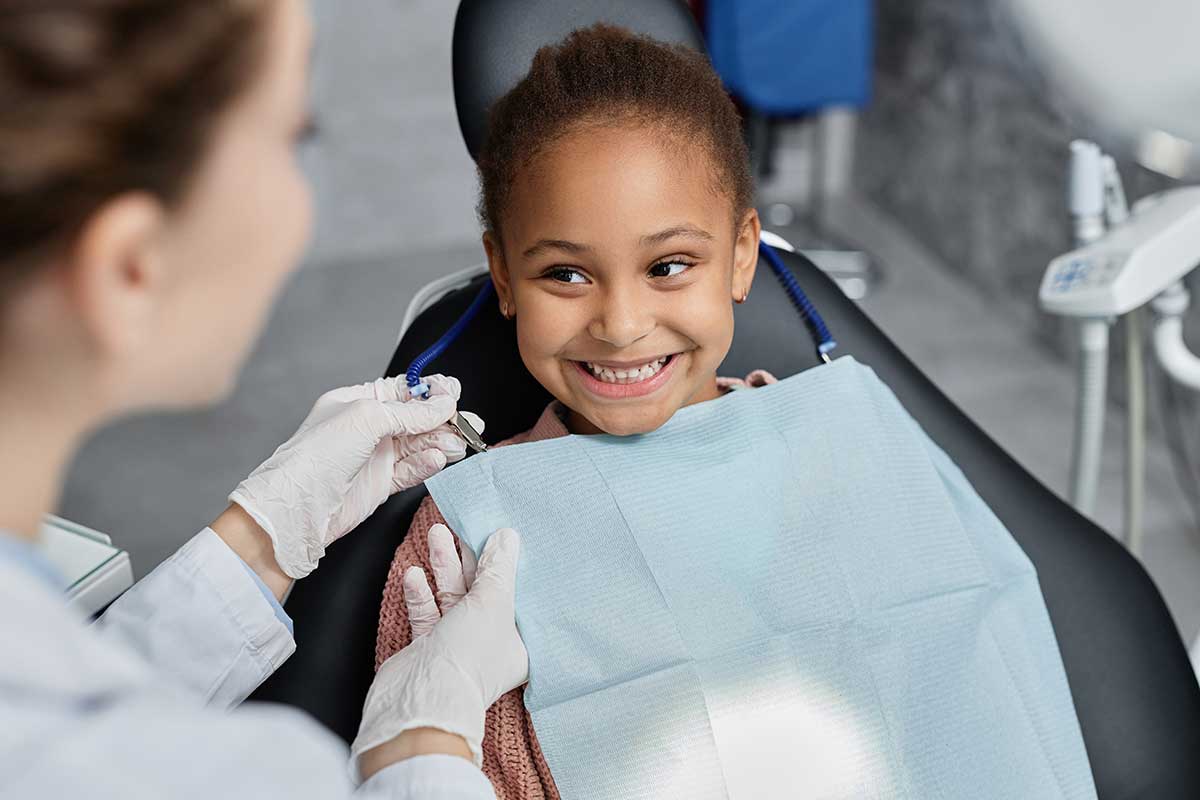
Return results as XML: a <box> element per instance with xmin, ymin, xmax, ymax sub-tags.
<box><xmin>0</xmin><ymin>0</ymin><xmax>271</xmax><ymax>300</ymax></box>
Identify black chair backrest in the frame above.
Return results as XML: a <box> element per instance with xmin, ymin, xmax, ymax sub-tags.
<box><xmin>254</xmin><ymin>2</ymin><xmax>1200</xmax><ymax>796</ymax></box>
<box><xmin>453</xmin><ymin>0</ymin><xmax>703</xmax><ymax>159</ymax></box>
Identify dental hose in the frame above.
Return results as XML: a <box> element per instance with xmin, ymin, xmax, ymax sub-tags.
<box><xmin>1070</xmin><ymin>319</ymin><xmax>1109</xmax><ymax>516</ymax></box>
<box><xmin>758</xmin><ymin>242</ymin><xmax>838</xmax><ymax>361</ymax></box>
<box><xmin>406</xmin><ymin>243</ymin><xmax>837</xmax><ymax>395</ymax></box>
<box><xmin>1125</xmin><ymin>307</ymin><xmax>1146</xmax><ymax>557</ymax></box>
<box><xmin>1064</xmin><ymin>142</ymin><xmax>1109</xmax><ymax>518</ymax></box>
<box><xmin>406</xmin><ymin>280</ymin><xmax>494</xmax><ymax>398</ymax></box>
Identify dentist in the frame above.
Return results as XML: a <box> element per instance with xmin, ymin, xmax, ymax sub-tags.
<box><xmin>0</xmin><ymin>1</ymin><xmax>525</xmax><ymax>797</ymax></box>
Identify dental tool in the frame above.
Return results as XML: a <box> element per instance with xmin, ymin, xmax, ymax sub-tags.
<box><xmin>450</xmin><ymin>411</ymin><xmax>489</xmax><ymax>453</ymax></box>
<box><xmin>404</xmin><ymin>280</ymin><xmax>494</xmax><ymax>452</ymax></box>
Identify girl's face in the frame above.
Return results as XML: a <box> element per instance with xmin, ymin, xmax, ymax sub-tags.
<box><xmin>486</xmin><ymin>124</ymin><xmax>759</xmax><ymax>436</ymax></box>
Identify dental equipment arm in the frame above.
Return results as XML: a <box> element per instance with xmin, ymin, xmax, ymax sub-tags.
<box><xmin>1152</xmin><ymin>284</ymin><xmax>1200</xmax><ymax>391</ymax></box>
<box><xmin>1040</xmin><ymin>180</ymin><xmax>1200</xmax><ymax>512</ymax></box>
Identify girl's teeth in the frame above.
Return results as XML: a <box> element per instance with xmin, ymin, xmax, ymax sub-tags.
<box><xmin>585</xmin><ymin>357</ymin><xmax>668</xmax><ymax>384</ymax></box>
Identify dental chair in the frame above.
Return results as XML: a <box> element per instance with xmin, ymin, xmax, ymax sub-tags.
<box><xmin>252</xmin><ymin>1</ymin><xmax>1200</xmax><ymax>796</ymax></box>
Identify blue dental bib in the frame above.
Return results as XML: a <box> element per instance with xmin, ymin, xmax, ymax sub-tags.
<box><xmin>427</xmin><ymin>357</ymin><xmax>1097</xmax><ymax>799</ymax></box>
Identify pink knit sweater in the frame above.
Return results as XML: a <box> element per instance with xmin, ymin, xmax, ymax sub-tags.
<box><xmin>375</xmin><ymin>371</ymin><xmax>777</xmax><ymax>800</ymax></box>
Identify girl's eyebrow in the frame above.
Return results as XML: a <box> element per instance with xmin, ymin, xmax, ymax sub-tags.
<box><xmin>522</xmin><ymin>239</ymin><xmax>593</xmax><ymax>259</ymax></box>
<box><xmin>640</xmin><ymin>224</ymin><xmax>714</xmax><ymax>247</ymax></box>
<box><xmin>522</xmin><ymin>224</ymin><xmax>713</xmax><ymax>259</ymax></box>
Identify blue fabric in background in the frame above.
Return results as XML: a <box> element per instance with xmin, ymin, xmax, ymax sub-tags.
<box><xmin>706</xmin><ymin>0</ymin><xmax>874</xmax><ymax>114</ymax></box>
<box><xmin>427</xmin><ymin>358</ymin><xmax>1096</xmax><ymax>799</ymax></box>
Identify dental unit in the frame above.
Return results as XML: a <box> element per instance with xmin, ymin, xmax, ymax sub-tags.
<box><xmin>1039</xmin><ymin>141</ymin><xmax>1200</xmax><ymax>555</ymax></box>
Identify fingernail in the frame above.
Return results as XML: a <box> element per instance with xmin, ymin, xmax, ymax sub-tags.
<box><xmin>484</xmin><ymin>528</ymin><xmax>518</xmax><ymax>556</ymax></box>
<box><xmin>428</xmin><ymin>523</ymin><xmax>452</xmax><ymax>545</ymax></box>
<box><xmin>438</xmin><ymin>429</ymin><xmax>467</xmax><ymax>446</ymax></box>
<box><xmin>425</xmin><ymin>449</ymin><xmax>448</xmax><ymax>470</ymax></box>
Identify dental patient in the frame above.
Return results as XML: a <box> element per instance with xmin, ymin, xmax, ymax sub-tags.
<box><xmin>375</xmin><ymin>25</ymin><xmax>769</xmax><ymax>799</ymax></box>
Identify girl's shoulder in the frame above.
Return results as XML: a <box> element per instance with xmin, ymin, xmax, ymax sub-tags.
<box><xmin>495</xmin><ymin>402</ymin><xmax>571</xmax><ymax>448</ymax></box>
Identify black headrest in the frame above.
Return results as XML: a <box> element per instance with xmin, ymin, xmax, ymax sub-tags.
<box><xmin>452</xmin><ymin>0</ymin><xmax>705</xmax><ymax>161</ymax></box>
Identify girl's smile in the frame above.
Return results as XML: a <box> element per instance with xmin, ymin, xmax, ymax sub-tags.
<box><xmin>569</xmin><ymin>352</ymin><xmax>683</xmax><ymax>400</ymax></box>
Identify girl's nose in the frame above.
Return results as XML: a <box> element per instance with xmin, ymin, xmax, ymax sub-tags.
<box><xmin>587</xmin><ymin>284</ymin><xmax>655</xmax><ymax>349</ymax></box>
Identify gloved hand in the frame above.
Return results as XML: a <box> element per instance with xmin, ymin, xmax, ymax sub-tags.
<box><xmin>229</xmin><ymin>376</ymin><xmax>470</xmax><ymax>579</ymax></box>
<box><xmin>351</xmin><ymin>526</ymin><xmax>528</xmax><ymax>774</ymax></box>
<box><xmin>404</xmin><ymin>523</ymin><xmax>479</xmax><ymax>637</ymax></box>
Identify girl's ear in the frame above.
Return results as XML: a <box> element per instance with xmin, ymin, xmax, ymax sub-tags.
<box><xmin>483</xmin><ymin>231</ymin><xmax>514</xmax><ymax>318</ymax></box>
<box><xmin>731</xmin><ymin>207</ymin><xmax>761</xmax><ymax>303</ymax></box>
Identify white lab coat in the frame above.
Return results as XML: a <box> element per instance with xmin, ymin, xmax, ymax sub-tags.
<box><xmin>0</xmin><ymin>528</ymin><xmax>496</xmax><ymax>799</ymax></box>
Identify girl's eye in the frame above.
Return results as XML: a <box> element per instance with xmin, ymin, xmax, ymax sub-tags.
<box><xmin>649</xmin><ymin>260</ymin><xmax>694</xmax><ymax>279</ymax></box>
<box><xmin>547</xmin><ymin>267</ymin><xmax>589</xmax><ymax>284</ymax></box>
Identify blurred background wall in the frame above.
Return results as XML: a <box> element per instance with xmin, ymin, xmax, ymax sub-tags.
<box><xmin>857</xmin><ymin>0</ymin><xmax>1175</xmax><ymax>343</ymax></box>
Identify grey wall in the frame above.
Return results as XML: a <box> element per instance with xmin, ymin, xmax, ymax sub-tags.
<box><xmin>856</xmin><ymin>0</ymin><xmax>1175</xmax><ymax>339</ymax></box>
<box><xmin>305</xmin><ymin>0</ymin><xmax>481</xmax><ymax>267</ymax></box>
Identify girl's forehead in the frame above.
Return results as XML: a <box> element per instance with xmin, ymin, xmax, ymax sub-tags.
<box><xmin>536</xmin><ymin>123</ymin><xmax>713</xmax><ymax>180</ymax></box>
<box><xmin>507</xmin><ymin>125</ymin><xmax>734</xmax><ymax>237</ymax></box>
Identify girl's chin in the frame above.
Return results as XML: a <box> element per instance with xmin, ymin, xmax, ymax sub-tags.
<box><xmin>567</xmin><ymin>403</ymin><xmax>675</xmax><ymax>436</ymax></box>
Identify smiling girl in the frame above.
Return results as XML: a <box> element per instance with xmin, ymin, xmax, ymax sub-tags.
<box><xmin>375</xmin><ymin>25</ymin><xmax>773</xmax><ymax>799</ymax></box>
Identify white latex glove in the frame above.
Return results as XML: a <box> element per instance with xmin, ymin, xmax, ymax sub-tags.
<box><xmin>351</xmin><ymin>526</ymin><xmax>528</xmax><ymax>774</ymax></box>
<box><xmin>404</xmin><ymin>523</ymin><xmax>479</xmax><ymax>638</ymax></box>
<box><xmin>230</xmin><ymin>375</ymin><xmax>470</xmax><ymax>579</ymax></box>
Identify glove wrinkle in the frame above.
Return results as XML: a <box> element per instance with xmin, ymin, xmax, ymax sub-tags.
<box><xmin>228</xmin><ymin>375</ymin><xmax>476</xmax><ymax>580</ymax></box>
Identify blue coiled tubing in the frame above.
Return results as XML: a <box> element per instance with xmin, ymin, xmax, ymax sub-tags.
<box><xmin>757</xmin><ymin>241</ymin><xmax>837</xmax><ymax>358</ymax></box>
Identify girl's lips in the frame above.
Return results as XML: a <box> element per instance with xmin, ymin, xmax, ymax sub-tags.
<box><xmin>571</xmin><ymin>353</ymin><xmax>681</xmax><ymax>400</ymax></box>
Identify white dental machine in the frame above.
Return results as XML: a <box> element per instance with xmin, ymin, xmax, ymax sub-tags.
<box><xmin>1038</xmin><ymin>146</ymin><xmax>1200</xmax><ymax>558</ymax></box>
<box><xmin>997</xmin><ymin>0</ymin><xmax>1200</xmax><ymax>558</ymax></box>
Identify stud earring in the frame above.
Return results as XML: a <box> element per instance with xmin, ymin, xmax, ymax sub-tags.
<box><xmin>736</xmin><ymin>290</ymin><xmax>749</xmax><ymax>304</ymax></box>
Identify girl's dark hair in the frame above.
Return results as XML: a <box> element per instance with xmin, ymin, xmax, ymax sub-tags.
<box><xmin>0</xmin><ymin>0</ymin><xmax>271</xmax><ymax>296</ymax></box>
<box><xmin>477</xmin><ymin>23</ymin><xmax>752</xmax><ymax>237</ymax></box>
